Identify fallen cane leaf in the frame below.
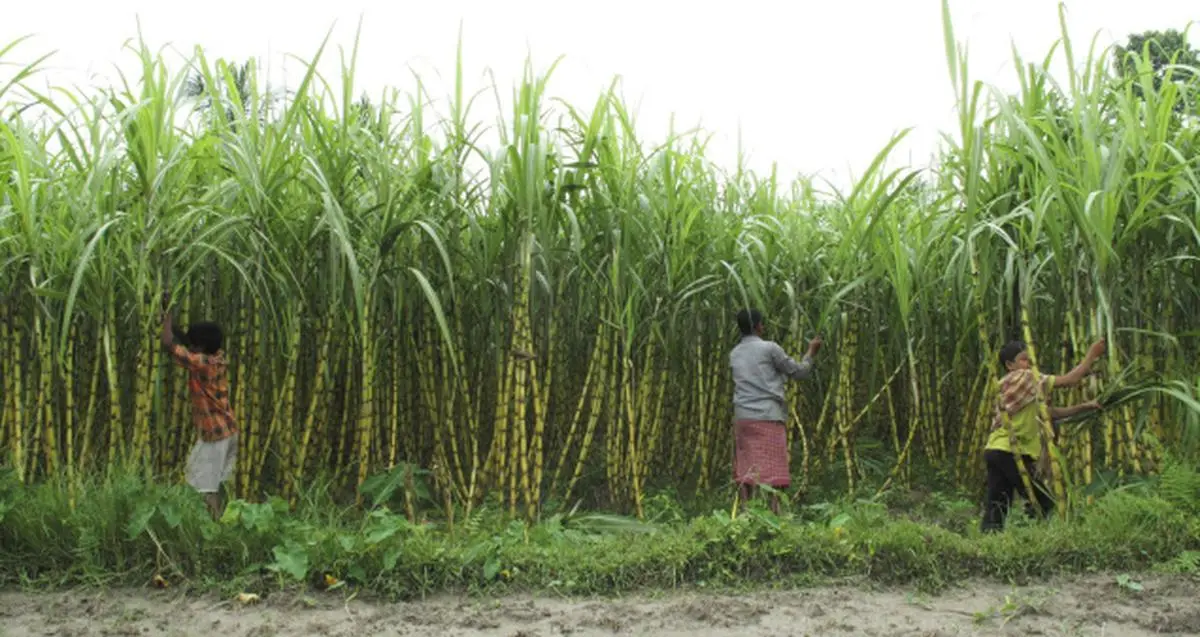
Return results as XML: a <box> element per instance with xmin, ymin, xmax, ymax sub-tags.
<box><xmin>236</xmin><ymin>593</ymin><xmax>261</xmax><ymax>605</ymax></box>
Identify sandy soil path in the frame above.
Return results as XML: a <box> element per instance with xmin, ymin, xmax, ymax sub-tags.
<box><xmin>2</xmin><ymin>574</ymin><xmax>1197</xmax><ymax>636</ymax></box>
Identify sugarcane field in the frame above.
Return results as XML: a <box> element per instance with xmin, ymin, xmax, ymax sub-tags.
<box><xmin>3</xmin><ymin>1</ymin><xmax>1200</xmax><ymax>635</ymax></box>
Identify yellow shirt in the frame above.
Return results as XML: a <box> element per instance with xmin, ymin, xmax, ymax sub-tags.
<box><xmin>985</xmin><ymin>374</ymin><xmax>1056</xmax><ymax>458</ymax></box>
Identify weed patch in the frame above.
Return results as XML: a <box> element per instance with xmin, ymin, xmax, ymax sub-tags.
<box><xmin>2</xmin><ymin>465</ymin><xmax>1199</xmax><ymax>598</ymax></box>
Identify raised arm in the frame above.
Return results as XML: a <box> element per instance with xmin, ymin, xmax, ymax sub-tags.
<box><xmin>160</xmin><ymin>292</ymin><xmax>176</xmax><ymax>349</ymax></box>
<box><xmin>771</xmin><ymin>337</ymin><xmax>822</xmax><ymax>380</ymax></box>
<box><xmin>161</xmin><ymin>314</ymin><xmax>176</xmax><ymax>350</ymax></box>
<box><xmin>1053</xmin><ymin>339</ymin><xmax>1106</xmax><ymax>388</ymax></box>
<box><xmin>160</xmin><ymin>291</ymin><xmax>206</xmax><ymax>371</ymax></box>
<box><xmin>1049</xmin><ymin>400</ymin><xmax>1102</xmax><ymax>421</ymax></box>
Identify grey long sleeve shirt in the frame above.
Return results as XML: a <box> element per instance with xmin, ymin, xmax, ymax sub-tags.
<box><xmin>730</xmin><ymin>335</ymin><xmax>814</xmax><ymax>422</ymax></box>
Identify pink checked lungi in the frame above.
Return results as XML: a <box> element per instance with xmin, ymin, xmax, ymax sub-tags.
<box><xmin>733</xmin><ymin>420</ymin><xmax>790</xmax><ymax>487</ymax></box>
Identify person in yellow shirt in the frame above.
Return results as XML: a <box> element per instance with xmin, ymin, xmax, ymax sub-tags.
<box><xmin>980</xmin><ymin>338</ymin><xmax>1106</xmax><ymax>532</ymax></box>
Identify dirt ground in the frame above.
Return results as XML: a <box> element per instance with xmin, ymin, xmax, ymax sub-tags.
<box><xmin>1</xmin><ymin>574</ymin><xmax>1197</xmax><ymax>637</ymax></box>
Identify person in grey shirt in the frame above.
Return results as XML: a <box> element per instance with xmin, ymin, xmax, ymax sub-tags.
<box><xmin>730</xmin><ymin>308</ymin><xmax>822</xmax><ymax>513</ymax></box>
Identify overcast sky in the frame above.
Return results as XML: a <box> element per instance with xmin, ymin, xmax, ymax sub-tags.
<box><xmin>4</xmin><ymin>1</ymin><xmax>1197</xmax><ymax>189</ymax></box>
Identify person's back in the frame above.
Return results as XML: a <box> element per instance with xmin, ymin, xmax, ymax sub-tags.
<box><xmin>730</xmin><ymin>335</ymin><xmax>795</xmax><ymax>423</ymax></box>
<box><xmin>168</xmin><ymin>323</ymin><xmax>237</xmax><ymax>443</ymax></box>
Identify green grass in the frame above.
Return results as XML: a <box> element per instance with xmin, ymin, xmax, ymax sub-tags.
<box><xmin>2</xmin><ymin>462</ymin><xmax>1197</xmax><ymax>599</ymax></box>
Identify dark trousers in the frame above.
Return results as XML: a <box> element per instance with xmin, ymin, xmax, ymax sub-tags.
<box><xmin>981</xmin><ymin>449</ymin><xmax>1055</xmax><ymax>532</ymax></box>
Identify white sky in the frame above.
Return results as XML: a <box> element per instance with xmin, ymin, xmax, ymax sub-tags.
<box><xmin>4</xmin><ymin>1</ymin><xmax>1197</xmax><ymax>190</ymax></box>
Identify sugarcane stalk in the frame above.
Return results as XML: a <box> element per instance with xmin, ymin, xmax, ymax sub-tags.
<box><xmin>78</xmin><ymin>337</ymin><xmax>103</xmax><ymax>475</ymax></box>
<box><xmin>355</xmin><ymin>293</ymin><xmax>377</xmax><ymax>503</ymax></box>
<box><xmin>549</xmin><ymin>319</ymin><xmax>603</xmax><ymax>497</ymax></box>
<box><xmin>64</xmin><ymin>324</ymin><xmax>77</xmax><ymax>509</ymax></box>
<box><xmin>878</xmin><ymin>337</ymin><xmax>922</xmax><ymax>495</ymax></box>
<box><xmin>563</xmin><ymin>323</ymin><xmax>610</xmax><ymax>505</ymax></box>
<box><xmin>4</xmin><ymin>318</ymin><xmax>26</xmax><ymax>483</ymax></box>
<box><xmin>289</xmin><ymin>316</ymin><xmax>332</xmax><ymax>505</ymax></box>
<box><xmin>256</xmin><ymin>317</ymin><xmax>300</xmax><ymax>488</ymax></box>
<box><xmin>36</xmin><ymin>314</ymin><xmax>58</xmax><ymax>480</ymax></box>
<box><xmin>102</xmin><ymin>297</ymin><xmax>123</xmax><ymax>475</ymax></box>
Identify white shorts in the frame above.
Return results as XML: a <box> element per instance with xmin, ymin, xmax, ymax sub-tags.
<box><xmin>185</xmin><ymin>433</ymin><xmax>238</xmax><ymax>493</ymax></box>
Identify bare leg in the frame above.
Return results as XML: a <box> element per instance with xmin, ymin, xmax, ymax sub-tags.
<box><xmin>739</xmin><ymin>484</ymin><xmax>754</xmax><ymax>509</ymax></box>
<box><xmin>204</xmin><ymin>493</ymin><xmax>222</xmax><ymax>520</ymax></box>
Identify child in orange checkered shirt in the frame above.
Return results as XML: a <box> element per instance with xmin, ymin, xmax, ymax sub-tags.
<box><xmin>161</xmin><ymin>292</ymin><xmax>238</xmax><ymax>519</ymax></box>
